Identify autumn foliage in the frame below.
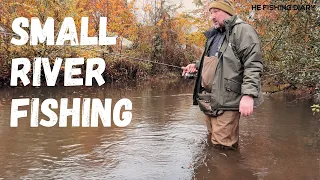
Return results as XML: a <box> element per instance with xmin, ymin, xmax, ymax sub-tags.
<box><xmin>0</xmin><ymin>0</ymin><xmax>319</xmax><ymax>87</ymax></box>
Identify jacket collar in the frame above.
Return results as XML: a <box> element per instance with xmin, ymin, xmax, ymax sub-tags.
<box><xmin>204</xmin><ymin>27</ymin><xmax>218</xmax><ymax>39</ymax></box>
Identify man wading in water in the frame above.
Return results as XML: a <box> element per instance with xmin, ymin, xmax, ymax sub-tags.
<box><xmin>182</xmin><ymin>0</ymin><xmax>263</xmax><ymax>150</ymax></box>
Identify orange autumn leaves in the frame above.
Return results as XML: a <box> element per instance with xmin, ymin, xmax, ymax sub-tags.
<box><xmin>0</xmin><ymin>0</ymin><xmax>137</xmax><ymax>39</ymax></box>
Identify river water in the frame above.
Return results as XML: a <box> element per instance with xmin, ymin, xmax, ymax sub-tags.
<box><xmin>0</xmin><ymin>80</ymin><xmax>319</xmax><ymax>179</ymax></box>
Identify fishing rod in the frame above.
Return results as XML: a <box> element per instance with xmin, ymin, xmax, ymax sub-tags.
<box><xmin>75</xmin><ymin>46</ymin><xmax>195</xmax><ymax>78</ymax></box>
<box><xmin>77</xmin><ymin>46</ymin><xmax>183</xmax><ymax>69</ymax></box>
<box><xmin>70</xmin><ymin>46</ymin><xmax>196</xmax><ymax>78</ymax></box>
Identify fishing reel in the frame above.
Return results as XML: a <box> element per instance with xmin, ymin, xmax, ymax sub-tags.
<box><xmin>184</xmin><ymin>72</ymin><xmax>197</xmax><ymax>79</ymax></box>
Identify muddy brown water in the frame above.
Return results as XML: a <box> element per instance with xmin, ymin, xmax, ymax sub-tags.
<box><xmin>0</xmin><ymin>80</ymin><xmax>319</xmax><ymax>179</ymax></box>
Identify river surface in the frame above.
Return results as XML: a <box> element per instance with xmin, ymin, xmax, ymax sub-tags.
<box><xmin>0</xmin><ymin>80</ymin><xmax>319</xmax><ymax>179</ymax></box>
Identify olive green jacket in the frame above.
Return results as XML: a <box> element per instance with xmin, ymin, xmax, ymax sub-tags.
<box><xmin>193</xmin><ymin>15</ymin><xmax>264</xmax><ymax>111</ymax></box>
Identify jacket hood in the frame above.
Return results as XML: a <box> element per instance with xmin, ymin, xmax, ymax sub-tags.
<box><xmin>224</xmin><ymin>15</ymin><xmax>245</xmax><ymax>30</ymax></box>
<box><xmin>204</xmin><ymin>15</ymin><xmax>244</xmax><ymax>40</ymax></box>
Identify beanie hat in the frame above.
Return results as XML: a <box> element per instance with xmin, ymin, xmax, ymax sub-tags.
<box><xmin>209</xmin><ymin>0</ymin><xmax>236</xmax><ymax>16</ymax></box>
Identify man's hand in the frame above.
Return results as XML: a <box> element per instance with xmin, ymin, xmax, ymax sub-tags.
<box><xmin>239</xmin><ymin>95</ymin><xmax>254</xmax><ymax>117</ymax></box>
<box><xmin>181</xmin><ymin>63</ymin><xmax>197</xmax><ymax>76</ymax></box>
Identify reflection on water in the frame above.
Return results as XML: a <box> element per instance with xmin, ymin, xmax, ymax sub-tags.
<box><xmin>0</xmin><ymin>80</ymin><xmax>319</xmax><ymax>179</ymax></box>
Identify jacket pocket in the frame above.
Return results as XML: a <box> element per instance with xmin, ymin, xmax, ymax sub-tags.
<box><xmin>223</xmin><ymin>78</ymin><xmax>242</xmax><ymax>107</ymax></box>
<box><xmin>197</xmin><ymin>94</ymin><xmax>224</xmax><ymax>116</ymax></box>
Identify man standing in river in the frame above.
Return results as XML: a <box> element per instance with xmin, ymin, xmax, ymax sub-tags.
<box><xmin>182</xmin><ymin>0</ymin><xmax>263</xmax><ymax>149</ymax></box>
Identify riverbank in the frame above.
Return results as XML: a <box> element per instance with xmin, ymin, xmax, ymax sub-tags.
<box><xmin>2</xmin><ymin>70</ymin><xmax>318</xmax><ymax>99</ymax></box>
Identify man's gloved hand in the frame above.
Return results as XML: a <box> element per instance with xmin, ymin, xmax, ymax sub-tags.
<box><xmin>239</xmin><ymin>95</ymin><xmax>254</xmax><ymax>117</ymax></box>
<box><xmin>181</xmin><ymin>63</ymin><xmax>197</xmax><ymax>76</ymax></box>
